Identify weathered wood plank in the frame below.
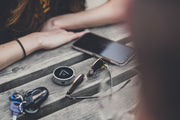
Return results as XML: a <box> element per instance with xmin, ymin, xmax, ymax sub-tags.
<box><xmin>40</xmin><ymin>76</ymin><xmax>139</xmax><ymax>120</ymax></box>
<box><xmin>0</xmin><ymin>25</ymin><xmax>129</xmax><ymax>93</ymax></box>
<box><xmin>0</xmin><ymin>57</ymin><xmax>137</xmax><ymax>120</ymax></box>
<box><xmin>0</xmin><ymin>1</ymin><xmax>134</xmax><ymax>120</ymax></box>
<box><xmin>86</xmin><ymin>0</ymin><xmax>107</xmax><ymax>10</ymax></box>
<box><xmin>0</xmin><ymin>42</ymin><xmax>91</xmax><ymax>93</ymax></box>
<box><xmin>90</xmin><ymin>24</ymin><xmax>129</xmax><ymax>42</ymax></box>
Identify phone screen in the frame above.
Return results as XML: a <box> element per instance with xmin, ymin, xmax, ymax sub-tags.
<box><xmin>73</xmin><ymin>33</ymin><xmax>134</xmax><ymax>65</ymax></box>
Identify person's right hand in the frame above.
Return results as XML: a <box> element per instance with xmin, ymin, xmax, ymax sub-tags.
<box><xmin>28</xmin><ymin>29</ymin><xmax>88</xmax><ymax>50</ymax></box>
<box><xmin>0</xmin><ymin>29</ymin><xmax>87</xmax><ymax>70</ymax></box>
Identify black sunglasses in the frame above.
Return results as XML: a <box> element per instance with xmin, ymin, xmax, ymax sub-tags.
<box><xmin>65</xmin><ymin>58</ymin><xmax>113</xmax><ymax>100</ymax></box>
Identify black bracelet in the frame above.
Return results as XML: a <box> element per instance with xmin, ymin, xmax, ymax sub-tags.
<box><xmin>16</xmin><ymin>39</ymin><xmax>26</xmax><ymax>58</ymax></box>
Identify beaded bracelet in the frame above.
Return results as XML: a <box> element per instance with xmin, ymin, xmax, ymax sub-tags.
<box><xmin>16</xmin><ymin>39</ymin><xmax>26</xmax><ymax>58</ymax></box>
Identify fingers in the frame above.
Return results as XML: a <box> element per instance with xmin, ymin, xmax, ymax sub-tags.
<box><xmin>69</xmin><ymin>30</ymin><xmax>89</xmax><ymax>40</ymax></box>
<box><xmin>76</xmin><ymin>30</ymin><xmax>90</xmax><ymax>37</ymax></box>
<box><xmin>41</xmin><ymin>29</ymin><xmax>89</xmax><ymax>49</ymax></box>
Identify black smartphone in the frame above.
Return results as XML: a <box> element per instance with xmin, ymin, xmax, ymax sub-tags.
<box><xmin>72</xmin><ymin>33</ymin><xmax>134</xmax><ymax>66</ymax></box>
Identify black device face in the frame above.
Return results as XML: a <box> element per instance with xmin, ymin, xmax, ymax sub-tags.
<box><xmin>54</xmin><ymin>67</ymin><xmax>73</xmax><ymax>79</ymax></box>
<box><xmin>72</xmin><ymin>33</ymin><xmax>134</xmax><ymax>65</ymax></box>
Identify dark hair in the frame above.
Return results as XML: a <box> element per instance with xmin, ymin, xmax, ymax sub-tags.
<box><xmin>7</xmin><ymin>0</ymin><xmax>85</xmax><ymax>37</ymax></box>
<box><xmin>131</xmin><ymin>0</ymin><xmax>180</xmax><ymax>120</ymax></box>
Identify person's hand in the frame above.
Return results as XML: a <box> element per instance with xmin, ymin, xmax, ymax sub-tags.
<box><xmin>34</xmin><ymin>29</ymin><xmax>88</xmax><ymax>49</ymax></box>
<box><xmin>0</xmin><ymin>29</ymin><xmax>87</xmax><ymax>70</ymax></box>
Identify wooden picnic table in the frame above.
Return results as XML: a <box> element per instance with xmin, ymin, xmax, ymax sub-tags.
<box><xmin>0</xmin><ymin>1</ymin><xmax>139</xmax><ymax>120</ymax></box>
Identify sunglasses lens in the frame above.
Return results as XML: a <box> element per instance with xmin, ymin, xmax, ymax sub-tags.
<box><xmin>66</xmin><ymin>74</ymin><xmax>85</xmax><ymax>95</ymax></box>
<box><xmin>87</xmin><ymin>58</ymin><xmax>105</xmax><ymax>77</ymax></box>
<box><xmin>66</xmin><ymin>58</ymin><xmax>113</xmax><ymax>100</ymax></box>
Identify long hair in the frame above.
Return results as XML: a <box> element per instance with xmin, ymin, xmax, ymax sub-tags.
<box><xmin>6</xmin><ymin>0</ymin><xmax>85</xmax><ymax>37</ymax></box>
<box><xmin>7</xmin><ymin>0</ymin><xmax>28</xmax><ymax>27</ymax></box>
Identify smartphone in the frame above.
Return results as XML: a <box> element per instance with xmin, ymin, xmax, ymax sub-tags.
<box><xmin>72</xmin><ymin>33</ymin><xmax>134</xmax><ymax>66</ymax></box>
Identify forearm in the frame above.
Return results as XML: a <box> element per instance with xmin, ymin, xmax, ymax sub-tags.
<box><xmin>0</xmin><ymin>29</ymin><xmax>87</xmax><ymax>70</ymax></box>
<box><xmin>50</xmin><ymin>0</ymin><xmax>130</xmax><ymax>30</ymax></box>
<box><xmin>0</xmin><ymin>33</ymin><xmax>40</xmax><ymax>70</ymax></box>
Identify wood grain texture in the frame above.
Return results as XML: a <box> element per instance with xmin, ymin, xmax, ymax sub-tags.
<box><xmin>0</xmin><ymin>42</ymin><xmax>91</xmax><ymax>93</ymax></box>
<box><xmin>0</xmin><ymin>58</ymin><xmax>137</xmax><ymax>120</ymax></box>
<box><xmin>0</xmin><ymin>1</ymin><xmax>134</xmax><ymax>120</ymax></box>
<box><xmin>90</xmin><ymin>24</ymin><xmax>129</xmax><ymax>42</ymax></box>
<box><xmin>40</xmin><ymin>76</ymin><xmax>139</xmax><ymax>120</ymax></box>
<box><xmin>0</xmin><ymin>25</ymin><xmax>128</xmax><ymax>93</ymax></box>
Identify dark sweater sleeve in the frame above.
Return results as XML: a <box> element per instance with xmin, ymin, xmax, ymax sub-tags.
<box><xmin>0</xmin><ymin>0</ymin><xmax>15</xmax><ymax>44</ymax></box>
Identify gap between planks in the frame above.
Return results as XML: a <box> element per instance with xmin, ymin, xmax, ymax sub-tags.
<box><xmin>0</xmin><ymin>58</ymin><xmax>137</xmax><ymax>120</ymax></box>
<box><xmin>40</xmin><ymin>75</ymin><xmax>140</xmax><ymax>120</ymax></box>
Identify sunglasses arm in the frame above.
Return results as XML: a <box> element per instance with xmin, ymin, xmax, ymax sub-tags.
<box><xmin>66</xmin><ymin>95</ymin><xmax>99</xmax><ymax>100</ymax></box>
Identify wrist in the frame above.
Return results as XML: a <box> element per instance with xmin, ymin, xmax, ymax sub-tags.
<box><xmin>18</xmin><ymin>32</ymin><xmax>42</xmax><ymax>55</ymax></box>
<box><xmin>32</xmin><ymin>32</ymin><xmax>45</xmax><ymax>50</ymax></box>
<box><xmin>16</xmin><ymin>39</ymin><xmax>26</xmax><ymax>58</ymax></box>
